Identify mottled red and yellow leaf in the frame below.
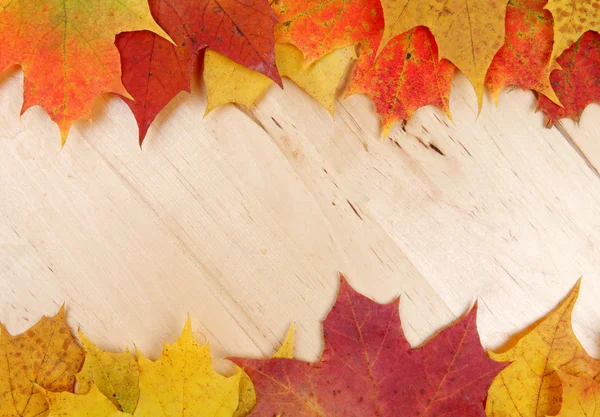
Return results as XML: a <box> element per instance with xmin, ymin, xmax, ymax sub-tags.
<box><xmin>545</xmin><ymin>0</ymin><xmax>599</xmax><ymax>66</ymax></box>
<box><xmin>380</xmin><ymin>0</ymin><xmax>508</xmax><ymax>105</ymax></box>
<box><xmin>485</xmin><ymin>0</ymin><xmax>559</xmax><ymax>104</ymax></box>
<box><xmin>538</xmin><ymin>31</ymin><xmax>600</xmax><ymax>125</ymax></box>
<box><xmin>273</xmin><ymin>0</ymin><xmax>383</xmax><ymax>65</ymax></box>
<box><xmin>347</xmin><ymin>27</ymin><xmax>454</xmax><ymax>136</ymax></box>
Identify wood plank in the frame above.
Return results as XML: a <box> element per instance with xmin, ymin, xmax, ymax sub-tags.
<box><xmin>1</xmin><ymin>68</ymin><xmax>599</xmax><ymax>374</ymax></box>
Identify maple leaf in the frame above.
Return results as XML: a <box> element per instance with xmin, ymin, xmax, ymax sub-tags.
<box><xmin>0</xmin><ymin>0</ymin><xmax>170</xmax><ymax>143</ymax></box>
<box><xmin>346</xmin><ymin>27</ymin><xmax>454</xmax><ymax>136</ymax></box>
<box><xmin>545</xmin><ymin>0</ymin><xmax>599</xmax><ymax>66</ymax></box>
<box><xmin>203</xmin><ymin>44</ymin><xmax>356</xmax><ymax>115</ymax></box>
<box><xmin>203</xmin><ymin>50</ymin><xmax>273</xmax><ymax>114</ymax></box>
<box><xmin>116</xmin><ymin>0</ymin><xmax>280</xmax><ymax>144</ymax></box>
<box><xmin>134</xmin><ymin>318</ymin><xmax>241</xmax><ymax>417</ymax></box>
<box><xmin>485</xmin><ymin>280</ymin><xmax>600</xmax><ymax>417</ymax></box>
<box><xmin>45</xmin><ymin>385</ymin><xmax>129</xmax><ymax>417</ymax></box>
<box><xmin>76</xmin><ymin>332</ymin><xmax>140</xmax><ymax>413</ymax></box>
<box><xmin>232</xmin><ymin>273</ymin><xmax>505</xmax><ymax>417</ymax></box>
<box><xmin>235</xmin><ymin>325</ymin><xmax>296</xmax><ymax>417</ymax></box>
<box><xmin>272</xmin><ymin>0</ymin><xmax>383</xmax><ymax>65</ymax></box>
<box><xmin>46</xmin><ymin>319</ymin><xmax>241</xmax><ymax>417</ymax></box>
<box><xmin>379</xmin><ymin>0</ymin><xmax>508</xmax><ymax>105</ymax></box>
<box><xmin>485</xmin><ymin>0</ymin><xmax>560</xmax><ymax>104</ymax></box>
<box><xmin>537</xmin><ymin>31</ymin><xmax>600</xmax><ymax>125</ymax></box>
<box><xmin>0</xmin><ymin>306</ymin><xmax>85</xmax><ymax>417</ymax></box>
<box><xmin>555</xmin><ymin>371</ymin><xmax>600</xmax><ymax>417</ymax></box>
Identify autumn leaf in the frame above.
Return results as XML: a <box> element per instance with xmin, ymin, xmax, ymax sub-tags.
<box><xmin>134</xmin><ymin>318</ymin><xmax>241</xmax><ymax>417</ymax></box>
<box><xmin>0</xmin><ymin>306</ymin><xmax>85</xmax><ymax>417</ymax></box>
<box><xmin>485</xmin><ymin>0</ymin><xmax>560</xmax><ymax>104</ymax></box>
<box><xmin>204</xmin><ymin>44</ymin><xmax>356</xmax><ymax>115</ymax></box>
<box><xmin>235</xmin><ymin>325</ymin><xmax>296</xmax><ymax>417</ymax></box>
<box><xmin>379</xmin><ymin>0</ymin><xmax>508</xmax><ymax>105</ymax></box>
<box><xmin>232</xmin><ymin>274</ymin><xmax>505</xmax><ymax>417</ymax></box>
<box><xmin>203</xmin><ymin>51</ymin><xmax>273</xmax><ymax>114</ymax></box>
<box><xmin>545</xmin><ymin>0</ymin><xmax>599</xmax><ymax>66</ymax></box>
<box><xmin>46</xmin><ymin>385</ymin><xmax>129</xmax><ymax>417</ymax></box>
<box><xmin>555</xmin><ymin>371</ymin><xmax>600</xmax><ymax>417</ymax></box>
<box><xmin>115</xmin><ymin>0</ymin><xmax>206</xmax><ymax>145</ymax></box>
<box><xmin>346</xmin><ymin>27</ymin><xmax>454</xmax><ymax>136</ymax></box>
<box><xmin>273</xmin><ymin>0</ymin><xmax>383</xmax><ymax>65</ymax></box>
<box><xmin>485</xmin><ymin>280</ymin><xmax>600</xmax><ymax>417</ymax></box>
<box><xmin>116</xmin><ymin>0</ymin><xmax>280</xmax><ymax>145</ymax></box>
<box><xmin>537</xmin><ymin>31</ymin><xmax>600</xmax><ymax>125</ymax></box>
<box><xmin>0</xmin><ymin>0</ymin><xmax>170</xmax><ymax>143</ymax></box>
<box><xmin>46</xmin><ymin>319</ymin><xmax>241</xmax><ymax>417</ymax></box>
<box><xmin>76</xmin><ymin>332</ymin><xmax>140</xmax><ymax>413</ymax></box>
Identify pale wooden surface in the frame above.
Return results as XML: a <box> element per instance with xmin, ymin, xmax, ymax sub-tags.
<box><xmin>1</xmin><ymin>66</ymin><xmax>600</xmax><ymax>373</ymax></box>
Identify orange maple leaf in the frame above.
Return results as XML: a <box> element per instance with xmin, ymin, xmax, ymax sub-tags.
<box><xmin>0</xmin><ymin>0</ymin><xmax>170</xmax><ymax>143</ymax></box>
<box><xmin>273</xmin><ymin>0</ymin><xmax>383</xmax><ymax>65</ymax></box>
<box><xmin>347</xmin><ymin>27</ymin><xmax>454</xmax><ymax>136</ymax></box>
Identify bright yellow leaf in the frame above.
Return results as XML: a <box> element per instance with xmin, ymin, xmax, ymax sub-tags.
<box><xmin>556</xmin><ymin>371</ymin><xmax>600</xmax><ymax>417</ymax></box>
<box><xmin>273</xmin><ymin>324</ymin><xmax>295</xmax><ymax>359</ymax></box>
<box><xmin>134</xmin><ymin>318</ymin><xmax>240</xmax><ymax>417</ymax></box>
<box><xmin>45</xmin><ymin>384</ymin><xmax>129</xmax><ymax>417</ymax></box>
<box><xmin>379</xmin><ymin>0</ymin><xmax>508</xmax><ymax>106</ymax></box>
<box><xmin>0</xmin><ymin>306</ymin><xmax>84</xmax><ymax>417</ymax></box>
<box><xmin>76</xmin><ymin>332</ymin><xmax>140</xmax><ymax>413</ymax></box>
<box><xmin>203</xmin><ymin>50</ymin><xmax>273</xmax><ymax>115</ymax></box>
<box><xmin>203</xmin><ymin>44</ymin><xmax>355</xmax><ymax>115</ymax></box>
<box><xmin>276</xmin><ymin>45</ymin><xmax>356</xmax><ymax>115</ymax></box>
<box><xmin>46</xmin><ymin>319</ymin><xmax>240</xmax><ymax>417</ymax></box>
<box><xmin>485</xmin><ymin>280</ymin><xmax>600</xmax><ymax>417</ymax></box>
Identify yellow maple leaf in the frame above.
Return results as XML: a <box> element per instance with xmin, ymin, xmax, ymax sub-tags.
<box><xmin>234</xmin><ymin>325</ymin><xmax>296</xmax><ymax>417</ymax></box>
<box><xmin>545</xmin><ymin>0</ymin><xmax>599</xmax><ymax>67</ymax></box>
<box><xmin>134</xmin><ymin>318</ymin><xmax>240</xmax><ymax>417</ymax></box>
<box><xmin>76</xmin><ymin>332</ymin><xmax>140</xmax><ymax>413</ymax></box>
<box><xmin>555</xmin><ymin>371</ymin><xmax>600</xmax><ymax>417</ymax></box>
<box><xmin>485</xmin><ymin>280</ymin><xmax>600</xmax><ymax>417</ymax></box>
<box><xmin>203</xmin><ymin>44</ymin><xmax>355</xmax><ymax>115</ymax></box>
<box><xmin>379</xmin><ymin>0</ymin><xmax>507</xmax><ymax>106</ymax></box>
<box><xmin>45</xmin><ymin>384</ymin><xmax>129</xmax><ymax>417</ymax></box>
<box><xmin>0</xmin><ymin>306</ymin><xmax>85</xmax><ymax>417</ymax></box>
<box><xmin>46</xmin><ymin>319</ymin><xmax>240</xmax><ymax>417</ymax></box>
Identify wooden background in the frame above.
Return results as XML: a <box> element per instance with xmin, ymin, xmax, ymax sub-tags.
<box><xmin>1</xmin><ymin>66</ymin><xmax>600</xmax><ymax>372</ymax></box>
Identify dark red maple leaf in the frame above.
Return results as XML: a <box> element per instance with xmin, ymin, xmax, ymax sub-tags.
<box><xmin>538</xmin><ymin>31</ymin><xmax>600</xmax><ymax>125</ymax></box>
<box><xmin>117</xmin><ymin>0</ymin><xmax>280</xmax><ymax>144</ymax></box>
<box><xmin>232</xmin><ymin>274</ymin><xmax>507</xmax><ymax>417</ymax></box>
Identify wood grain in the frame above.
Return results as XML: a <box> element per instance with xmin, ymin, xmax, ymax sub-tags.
<box><xmin>1</xmin><ymin>67</ymin><xmax>599</xmax><ymax>374</ymax></box>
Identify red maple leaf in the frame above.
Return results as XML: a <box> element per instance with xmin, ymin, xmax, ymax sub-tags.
<box><xmin>117</xmin><ymin>0</ymin><xmax>280</xmax><ymax>144</ymax></box>
<box><xmin>537</xmin><ymin>31</ymin><xmax>600</xmax><ymax>125</ymax></box>
<box><xmin>232</xmin><ymin>274</ymin><xmax>506</xmax><ymax>417</ymax></box>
